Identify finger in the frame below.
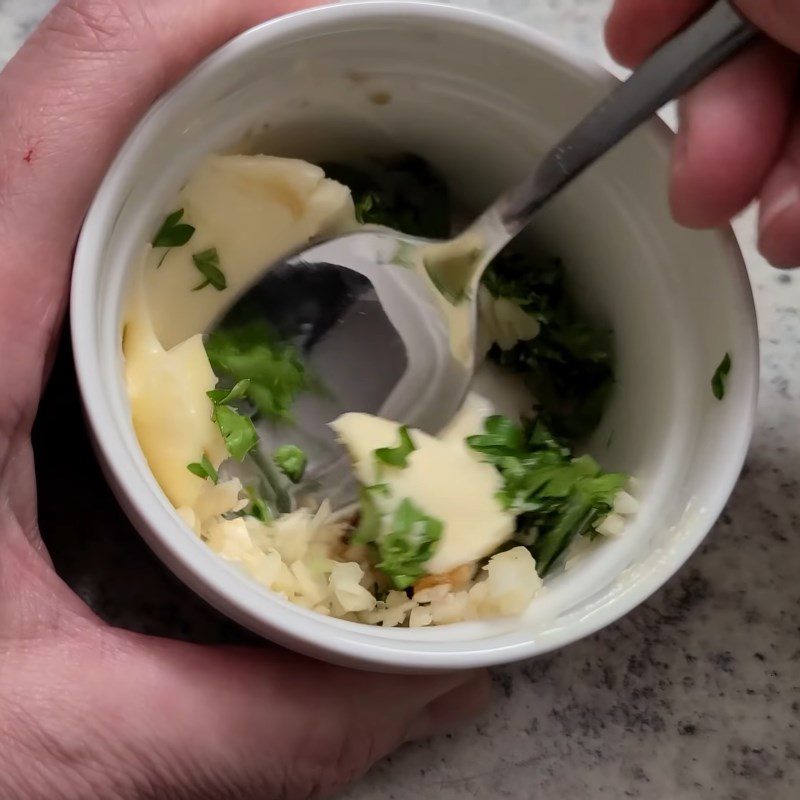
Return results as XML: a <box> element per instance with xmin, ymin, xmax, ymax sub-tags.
<box><xmin>758</xmin><ymin>111</ymin><xmax>800</xmax><ymax>267</ymax></box>
<box><xmin>0</xmin><ymin>0</ymin><xmax>314</xmax><ymax>436</ymax></box>
<box><xmin>737</xmin><ymin>0</ymin><xmax>800</xmax><ymax>54</ymax></box>
<box><xmin>72</xmin><ymin>633</ymin><xmax>490</xmax><ymax>799</ymax></box>
<box><xmin>605</xmin><ymin>0</ymin><xmax>710</xmax><ymax>67</ymax></box>
<box><xmin>669</xmin><ymin>40</ymin><xmax>797</xmax><ymax>228</ymax></box>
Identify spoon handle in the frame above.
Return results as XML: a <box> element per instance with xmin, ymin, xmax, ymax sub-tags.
<box><xmin>485</xmin><ymin>0</ymin><xmax>757</xmax><ymax>243</ymax></box>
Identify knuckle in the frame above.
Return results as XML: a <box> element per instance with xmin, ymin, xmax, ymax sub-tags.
<box><xmin>42</xmin><ymin>0</ymin><xmax>155</xmax><ymax>56</ymax></box>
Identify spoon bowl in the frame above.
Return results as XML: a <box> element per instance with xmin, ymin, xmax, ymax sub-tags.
<box><xmin>215</xmin><ymin>229</ymin><xmax>474</xmax><ymax>505</ymax></box>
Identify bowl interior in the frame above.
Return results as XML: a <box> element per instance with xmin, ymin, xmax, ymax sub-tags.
<box><xmin>73</xmin><ymin>3</ymin><xmax>757</xmax><ymax>670</ymax></box>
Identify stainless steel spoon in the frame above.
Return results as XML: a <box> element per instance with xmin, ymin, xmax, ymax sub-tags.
<box><xmin>217</xmin><ymin>0</ymin><xmax>755</xmax><ymax>506</ymax></box>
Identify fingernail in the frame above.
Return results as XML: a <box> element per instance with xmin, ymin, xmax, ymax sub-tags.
<box><xmin>673</xmin><ymin>99</ymin><xmax>690</xmax><ymax>173</ymax></box>
<box><xmin>759</xmin><ymin>162</ymin><xmax>800</xmax><ymax>267</ymax></box>
<box><xmin>405</xmin><ymin>670</ymin><xmax>490</xmax><ymax>742</ymax></box>
<box><xmin>761</xmin><ymin>165</ymin><xmax>800</xmax><ymax>234</ymax></box>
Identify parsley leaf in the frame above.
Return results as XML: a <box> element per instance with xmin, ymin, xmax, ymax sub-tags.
<box><xmin>192</xmin><ymin>247</ymin><xmax>227</xmax><ymax>292</ymax></box>
<box><xmin>322</xmin><ymin>155</ymin><xmax>450</xmax><ymax>239</ymax></box>
<box><xmin>211</xmin><ymin>403</ymin><xmax>258</xmax><ymax>461</ymax></box>
<box><xmin>354</xmin><ymin>191</ymin><xmax>377</xmax><ymax>224</ymax></box>
<box><xmin>152</xmin><ymin>209</ymin><xmax>195</xmax><ymax>267</ymax></box>
<box><xmin>352</xmin><ymin>484</ymin><xmax>389</xmax><ymax>545</ymax></box>
<box><xmin>468</xmin><ymin>415</ymin><xmax>627</xmax><ymax>576</ymax></box>
<box><xmin>205</xmin><ymin>321</ymin><xmax>312</xmax><ymax>421</ymax></box>
<box><xmin>375</xmin><ymin>426</ymin><xmax>416</xmax><ymax>468</ymax></box>
<box><xmin>272</xmin><ymin>445</ymin><xmax>307</xmax><ymax>483</ymax></box>
<box><xmin>482</xmin><ymin>251</ymin><xmax>614</xmax><ymax>440</ymax></box>
<box><xmin>377</xmin><ymin>498</ymin><xmax>443</xmax><ymax>590</ymax></box>
<box><xmin>206</xmin><ymin>383</ymin><xmax>258</xmax><ymax>462</ymax></box>
<box><xmin>242</xmin><ymin>486</ymin><xmax>272</xmax><ymax>523</ymax></box>
<box><xmin>186</xmin><ymin>454</ymin><xmax>218</xmax><ymax>484</ymax></box>
<box><xmin>248</xmin><ymin>496</ymin><xmax>271</xmax><ymax>522</ymax></box>
<box><xmin>207</xmin><ymin>379</ymin><xmax>251</xmax><ymax>406</ymax></box>
<box><xmin>711</xmin><ymin>353</ymin><xmax>731</xmax><ymax>400</ymax></box>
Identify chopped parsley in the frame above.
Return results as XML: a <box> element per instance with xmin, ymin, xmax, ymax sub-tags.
<box><xmin>192</xmin><ymin>247</ymin><xmax>227</xmax><ymax>291</ymax></box>
<box><xmin>375</xmin><ymin>426</ymin><xmax>416</xmax><ymax>468</ymax></box>
<box><xmin>354</xmin><ymin>491</ymin><xmax>443</xmax><ymax>590</ymax></box>
<box><xmin>242</xmin><ymin>486</ymin><xmax>272</xmax><ymax>523</ymax></box>
<box><xmin>273</xmin><ymin>445</ymin><xmax>307</xmax><ymax>483</ymax></box>
<box><xmin>205</xmin><ymin>320</ymin><xmax>312</xmax><ymax>421</ymax></box>
<box><xmin>207</xmin><ymin>379</ymin><xmax>251</xmax><ymax>406</ymax></box>
<box><xmin>152</xmin><ymin>208</ymin><xmax>195</xmax><ymax>267</ymax></box>
<box><xmin>187</xmin><ymin>454</ymin><xmax>218</xmax><ymax>483</ymax></box>
<box><xmin>468</xmin><ymin>415</ymin><xmax>628</xmax><ymax>576</ymax></box>
<box><xmin>352</xmin><ymin>487</ymin><xmax>441</xmax><ymax>589</ymax></box>
<box><xmin>354</xmin><ymin>191</ymin><xmax>378</xmax><ymax>224</ymax></box>
<box><xmin>482</xmin><ymin>252</ymin><xmax>614</xmax><ymax>441</ymax></box>
<box><xmin>321</xmin><ymin>155</ymin><xmax>450</xmax><ymax>239</ymax></box>
<box><xmin>206</xmin><ymin>385</ymin><xmax>258</xmax><ymax>461</ymax></box>
<box><xmin>210</xmin><ymin>403</ymin><xmax>258</xmax><ymax>461</ymax></box>
<box><xmin>712</xmin><ymin>353</ymin><xmax>731</xmax><ymax>400</ymax></box>
<box><xmin>352</xmin><ymin>484</ymin><xmax>389</xmax><ymax>546</ymax></box>
<box><xmin>379</xmin><ymin>499</ymin><xmax>443</xmax><ymax>589</ymax></box>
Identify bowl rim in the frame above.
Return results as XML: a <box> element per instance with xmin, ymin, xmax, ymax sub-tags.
<box><xmin>71</xmin><ymin>0</ymin><xmax>759</xmax><ymax>670</ymax></box>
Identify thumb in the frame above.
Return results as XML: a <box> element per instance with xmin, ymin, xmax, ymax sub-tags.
<box><xmin>0</xmin><ymin>0</ymin><xmax>314</xmax><ymax>435</ymax></box>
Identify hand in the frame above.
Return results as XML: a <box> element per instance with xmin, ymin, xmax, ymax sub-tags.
<box><xmin>0</xmin><ymin>2</ymin><xmax>488</xmax><ymax>798</ymax></box>
<box><xmin>606</xmin><ymin>0</ymin><xmax>800</xmax><ymax>267</ymax></box>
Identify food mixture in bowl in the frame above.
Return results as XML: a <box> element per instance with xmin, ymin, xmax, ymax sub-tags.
<box><xmin>122</xmin><ymin>152</ymin><xmax>638</xmax><ymax>627</ymax></box>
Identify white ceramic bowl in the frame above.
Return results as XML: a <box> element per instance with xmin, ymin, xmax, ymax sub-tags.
<box><xmin>71</xmin><ymin>1</ymin><xmax>758</xmax><ymax>672</ymax></box>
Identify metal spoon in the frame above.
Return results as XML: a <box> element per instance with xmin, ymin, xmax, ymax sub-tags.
<box><xmin>217</xmin><ymin>0</ymin><xmax>755</xmax><ymax>506</ymax></box>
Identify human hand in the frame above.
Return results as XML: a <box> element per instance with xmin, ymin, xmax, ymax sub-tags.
<box><xmin>0</xmin><ymin>2</ymin><xmax>488</xmax><ymax>798</ymax></box>
<box><xmin>606</xmin><ymin>0</ymin><xmax>800</xmax><ymax>267</ymax></box>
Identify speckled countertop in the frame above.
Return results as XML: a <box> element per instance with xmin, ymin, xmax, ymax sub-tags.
<box><xmin>4</xmin><ymin>0</ymin><xmax>799</xmax><ymax>798</ymax></box>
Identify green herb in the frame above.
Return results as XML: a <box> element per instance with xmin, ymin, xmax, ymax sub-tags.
<box><xmin>272</xmin><ymin>445</ymin><xmax>307</xmax><ymax>483</ymax></box>
<box><xmin>354</xmin><ymin>191</ymin><xmax>377</xmax><ymax>224</ymax></box>
<box><xmin>186</xmin><ymin>454</ymin><xmax>218</xmax><ymax>484</ymax></box>
<box><xmin>152</xmin><ymin>209</ymin><xmax>195</xmax><ymax>267</ymax></box>
<box><xmin>352</xmin><ymin>484</ymin><xmax>388</xmax><ymax>545</ymax></box>
<box><xmin>210</xmin><ymin>403</ymin><xmax>258</xmax><ymax>461</ymax></box>
<box><xmin>207</xmin><ymin>379</ymin><xmax>251</xmax><ymax>406</ymax></box>
<box><xmin>468</xmin><ymin>415</ymin><xmax>627</xmax><ymax>576</ymax></box>
<box><xmin>205</xmin><ymin>321</ymin><xmax>312</xmax><ymax>421</ymax></box>
<box><xmin>206</xmin><ymin>384</ymin><xmax>258</xmax><ymax>462</ymax></box>
<box><xmin>375</xmin><ymin>426</ymin><xmax>416</xmax><ymax>468</ymax></box>
<box><xmin>192</xmin><ymin>247</ymin><xmax>227</xmax><ymax>291</ymax></box>
<box><xmin>711</xmin><ymin>353</ymin><xmax>731</xmax><ymax>400</ymax></box>
<box><xmin>482</xmin><ymin>252</ymin><xmax>614</xmax><ymax>440</ymax></box>
<box><xmin>242</xmin><ymin>486</ymin><xmax>272</xmax><ymax>523</ymax></box>
<box><xmin>322</xmin><ymin>155</ymin><xmax>450</xmax><ymax>239</ymax></box>
<box><xmin>248</xmin><ymin>496</ymin><xmax>271</xmax><ymax>522</ymax></box>
<box><xmin>352</xmin><ymin>486</ymin><xmax>440</xmax><ymax>588</ymax></box>
<box><xmin>376</xmin><ymin>498</ymin><xmax>443</xmax><ymax>590</ymax></box>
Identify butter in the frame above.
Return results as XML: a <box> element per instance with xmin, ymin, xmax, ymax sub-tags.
<box><xmin>145</xmin><ymin>155</ymin><xmax>355</xmax><ymax>348</ymax></box>
<box><xmin>331</xmin><ymin>410</ymin><xmax>515</xmax><ymax>574</ymax></box>
<box><xmin>123</xmin><ymin>276</ymin><xmax>227</xmax><ymax>509</ymax></box>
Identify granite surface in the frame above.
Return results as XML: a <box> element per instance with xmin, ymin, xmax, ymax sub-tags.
<box><xmin>3</xmin><ymin>1</ymin><xmax>799</xmax><ymax>798</ymax></box>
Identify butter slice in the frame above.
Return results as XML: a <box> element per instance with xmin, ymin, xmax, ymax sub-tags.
<box><xmin>145</xmin><ymin>155</ymin><xmax>355</xmax><ymax>348</ymax></box>
<box><xmin>331</xmin><ymin>411</ymin><xmax>515</xmax><ymax>574</ymax></box>
<box><xmin>123</xmin><ymin>276</ymin><xmax>227</xmax><ymax>509</ymax></box>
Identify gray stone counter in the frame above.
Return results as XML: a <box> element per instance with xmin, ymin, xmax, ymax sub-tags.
<box><xmin>3</xmin><ymin>1</ymin><xmax>798</xmax><ymax>797</ymax></box>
